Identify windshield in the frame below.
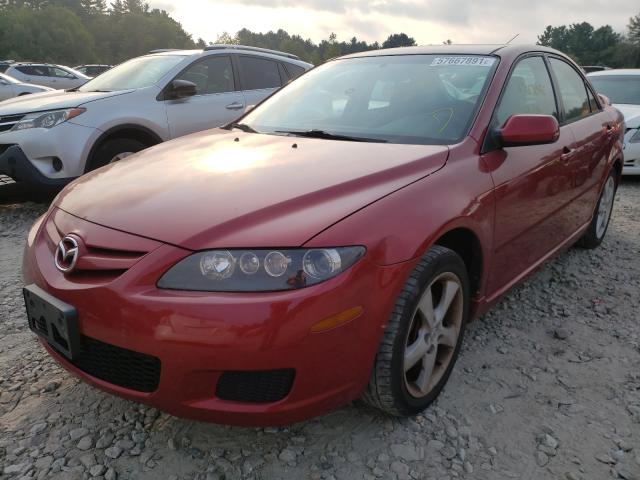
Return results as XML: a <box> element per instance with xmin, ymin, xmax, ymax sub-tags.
<box><xmin>0</xmin><ymin>73</ymin><xmax>19</xmax><ymax>84</ymax></box>
<box><xmin>589</xmin><ymin>75</ymin><xmax>640</xmax><ymax>105</ymax></box>
<box><xmin>79</xmin><ymin>55</ymin><xmax>185</xmax><ymax>92</ymax></box>
<box><xmin>242</xmin><ymin>54</ymin><xmax>498</xmax><ymax>145</ymax></box>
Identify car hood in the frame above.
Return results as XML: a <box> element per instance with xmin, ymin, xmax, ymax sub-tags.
<box><xmin>614</xmin><ymin>103</ymin><xmax>640</xmax><ymax>128</ymax></box>
<box><xmin>55</xmin><ymin>129</ymin><xmax>449</xmax><ymax>250</ymax></box>
<box><xmin>0</xmin><ymin>89</ymin><xmax>132</xmax><ymax>115</ymax></box>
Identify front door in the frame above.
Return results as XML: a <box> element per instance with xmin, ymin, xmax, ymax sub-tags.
<box><xmin>164</xmin><ymin>55</ymin><xmax>245</xmax><ymax>139</ymax></box>
<box><xmin>483</xmin><ymin>55</ymin><xmax>577</xmax><ymax>296</ymax></box>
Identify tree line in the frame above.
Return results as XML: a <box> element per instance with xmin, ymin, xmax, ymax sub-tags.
<box><xmin>0</xmin><ymin>0</ymin><xmax>638</xmax><ymax>68</ymax></box>
<box><xmin>537</xmin><ymin>12</ymin><xmax>640</xmax><ymax>67</ymax></box>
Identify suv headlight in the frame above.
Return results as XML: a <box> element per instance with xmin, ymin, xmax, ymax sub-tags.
<box><xmin>11</xmin><ymin>108</ymin><xmax>85</xmax><ymax>131</ymax></box>
<box><xmin>158</xmin><ymin>247</ymin><xmax>366</xmax><ymax>292</ymax></box>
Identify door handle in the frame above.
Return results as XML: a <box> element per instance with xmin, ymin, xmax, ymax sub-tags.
<box><xmin>561</xmin><ymin>146</ymin><xmax>574</xmax><ymax>162</ymax></box>
<box><xmin>225</xmin><ymin>102</ymin><xmax>244</xmax><ymax>110</ymax></box>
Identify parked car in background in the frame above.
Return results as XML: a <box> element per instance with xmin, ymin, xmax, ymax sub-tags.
<box><xmin>3</xmin><ymin>63</ymin><xmax>90</xmax><ymax>90</ymax></box>
<box><xmin>0</xmin><ymin>60</ymin><xmax>15</xmax><ymax>73</ymax></box>
<box><xmin>588</xmin><ymin>69</ymin><xmax>640</xmax><ymax>174</ymax></box>
<box><xmin>581</xmin><ymin>65</ymin><xmax>610</xmax><ymax>73</ymax></box>
<box><xmin>22</xmin><ymin>44</ymin><xmax>623</xmax><ymax>426</ymax></box>
<box><xmin>0</xmin><ymin>45</ymin><xmax>312</xmax><ymax>186</ymax></box>
<box><xmin>0</xmin><ymin>73</ymin><xmax>53</xmax><ymax>101</ymax></box>
<box><xmin>73</xmin><ymin>64</ymin><xmax>113</xmax><ymax>77</ymax></box>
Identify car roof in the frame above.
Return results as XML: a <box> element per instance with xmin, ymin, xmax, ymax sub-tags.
<box><xmin>338</xmin><ymin>44</ymin><xmax>564</xmax><ymax>60</ymax></box>
<box><xmin>147</xmin><ymin>45</ymin><xmax>313</xmax><ymax>68</ymax></box>
<box><xmin>587</xmin><ymin>69</ymin><xmax>640</xmax><ymax>77</ymax></box>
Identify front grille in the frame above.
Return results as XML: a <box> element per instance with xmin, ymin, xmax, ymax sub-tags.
<box><xmin>216</xmin><ymin>369</ymin><xmax>295</xmax><ymax>403</ymax></box>
<box><xmin>0</xmin><ymin>114</ymin><xmax>25</xmax><ymax>132</ymax></box>
<box><xmin>62</xmin><ymin>335</ymin><xmax>161</xmax><ymax>393</ymax></box>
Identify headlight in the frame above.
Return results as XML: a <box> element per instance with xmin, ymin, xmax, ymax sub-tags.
<box><xmin>11</xmin><ymin>108</ymin><xmax>85</xmax><ymax>131</ymax></box>
<box><xmin>157</xmin><ymin>247</ymin><xmax>366</xmax><ymax>292</ymax></box>
<box><xmin>630</xmin><ymin>128</ymin><xmax>640</xmax><ymax>144</ymax></box>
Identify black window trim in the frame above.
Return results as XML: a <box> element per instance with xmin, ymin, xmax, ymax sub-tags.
<box><xmin>545</xmin><ymin>54</ymin><xmax>602</xmax><ymax>126</ymax></box>
<box><xmin>157</xmin><ymin>53</ymin><xmax>239</xmax><ymax>101</ymax></box>
<box><xmin>235</xmin><ymin>54</ymin><xmax>284</xmax><ymax>92</ymax></box>
<box><xmin>482</xmin><ymin>52</ymin><xmax>561</xmax><ymax>154</ymax></box>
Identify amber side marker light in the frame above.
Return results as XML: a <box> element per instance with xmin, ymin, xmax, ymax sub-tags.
<box><xmin>311</xmin><ymin>306</ymin><xmax>364</xmax><ymax>333</ymax></box>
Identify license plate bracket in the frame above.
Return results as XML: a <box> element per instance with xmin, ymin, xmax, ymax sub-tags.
<box><xmin>23</xmin><ymin>284</ymin><xmax>80</xmax><ymax>360</ymax></box>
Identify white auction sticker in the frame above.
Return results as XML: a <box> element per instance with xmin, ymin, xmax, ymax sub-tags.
<box><xmin>430</xmin><ymin>56</ymin><xmax>496</xmax><ymax>67</ymax></box>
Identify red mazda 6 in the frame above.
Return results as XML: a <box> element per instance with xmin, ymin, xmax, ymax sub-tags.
<box><xmin>22</xmin><ymin>45</ymin><xmax>623</xmax><ymax>426</ymax></box>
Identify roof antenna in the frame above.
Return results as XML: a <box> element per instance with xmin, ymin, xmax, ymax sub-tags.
<box><xmin>506</xmin><ymin>33</ymin><xmax>519</xmax><ymax>44</ymax></box>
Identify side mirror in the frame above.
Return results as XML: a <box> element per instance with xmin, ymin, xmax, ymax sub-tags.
<box><xmin>497</xmin><ymin>114</ymin><xmax>560</xmax><ymax>147</ymax></box>
<box><xmin>598</xmin><ymin>94</ymin><xmax>611</xmax><ymax>106</ymax></box>
<box><xmin>168</xmin><ymin>79</ymin><xmax>197</xmax><ymax>100</ymax></box>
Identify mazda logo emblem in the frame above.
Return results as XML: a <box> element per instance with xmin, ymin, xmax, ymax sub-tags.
<box><xmin>55</xmin><ymin>236</ymin><xmax>79</xmax><ymax>273</ymax></box>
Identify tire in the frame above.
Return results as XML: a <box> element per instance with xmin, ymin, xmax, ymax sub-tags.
<box><xmin>86</xmin><ymin>138</ymin><xmax>147</xmax><ymax>173</ymax></box>
<box><xmin>576</xmin><ymin>168</ymin><xmax>617</xmax><ymax>249</ymax></box>
<box><xmin>362</xmin><ymin>245</ymin><xmax>469</xmax><ymax>416</ymax></box>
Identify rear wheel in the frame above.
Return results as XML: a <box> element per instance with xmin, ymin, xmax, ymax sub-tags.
<box><xmin>576</xmin><ymin>169</ymin><xmax>617</xmax><ymax>249</ymax></box>
<box><xmin>363</xmin><ymin>246</ymin><xmax>468</xmax><ymax>416</ymax></box>
<box><xmin>86</xmin><ymin>138</ymin><xmax>147</xmax><ymax>172</ymax></box>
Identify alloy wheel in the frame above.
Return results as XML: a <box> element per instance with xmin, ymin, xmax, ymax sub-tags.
<box><xmin>596</xmin><ymin>176</ymin><xmax>615</xmax><ymax>239</ymax></box>
<box><xmin>403</xmin><ymin>272</ymin><xmax>464</xmax><ymax>398</ymax></box>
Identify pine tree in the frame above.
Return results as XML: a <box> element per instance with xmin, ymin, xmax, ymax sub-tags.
<box><xmin>630</xmin><ymin>13</ymin><xmax>640</xmax><ymax>45</ymax></box>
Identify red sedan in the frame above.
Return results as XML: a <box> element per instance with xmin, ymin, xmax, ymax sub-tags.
<box><xmin>22</xmin><ymin>45</ymin><xmax>623</xmax><ymax>426</ymax></box>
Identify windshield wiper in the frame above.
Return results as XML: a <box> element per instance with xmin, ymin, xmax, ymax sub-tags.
<box><xmin>274</xmin><ymin>129</ymin><xmax>387</xmax><ymax>143</ymax></box>
<box><xmin>228</xmin><ymin>122</ymin><xmax>258</xmax><ymax>133</ymax></box>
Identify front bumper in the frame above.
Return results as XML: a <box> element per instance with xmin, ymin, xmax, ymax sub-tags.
<box><xmin>622</xmin><ymin>130</ymin><xmax>640</xmax><ymax>175</ymax></box>
<box><xmin>0</xmin><ymin>145</ymin><xmax>70</xmax><ymax>186</ymax></box>
<box><xmin>0</xmin><ymin>121</ymin><xmax>99</xmax><ymax>183</ymax></box>
<box><xmin>22</xmin><ymin>208</ymin><xmax>415</xmax><ymax>426</ymax></box>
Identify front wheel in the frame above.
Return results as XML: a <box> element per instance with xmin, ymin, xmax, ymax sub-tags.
<box><xmin>576</xmin><ymin>169</ymin><xmax>617</xmax><ymax>249</ymax></box>
<box><xmin>86</xmin><ymin>138</ymin><xmax>147</xmax><ymax>173</ymax></box>
<box><xmin>362</xmin><ymin>246</ymin><xmax>469</xmax><ymax>416</ymax></box>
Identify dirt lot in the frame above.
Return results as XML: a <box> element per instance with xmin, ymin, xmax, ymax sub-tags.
<box><xmin>0</xmin><ymin>180</ymin><xmax>639</xmax><ymax>480</ymax></box>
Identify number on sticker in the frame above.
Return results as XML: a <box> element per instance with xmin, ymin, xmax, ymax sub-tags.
<box><xmin>430</xmin><ymin>56</ymin><xmax>495</xmax><ymax>67</ymax></box>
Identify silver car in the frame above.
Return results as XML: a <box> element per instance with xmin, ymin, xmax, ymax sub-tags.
<box><xmin>4</xmin><ymin>63</ymin><xmax>91</xmax><ymax>90</ymax></box>
<box><xmin>0</xmin><ymin>46</ymin><xmax>312</xmax><ymax>186</ymax></box>
<box><xmin>0</xmin><ymin>73</ymin><xmax>53</xmax><ymax>101</ymax></box>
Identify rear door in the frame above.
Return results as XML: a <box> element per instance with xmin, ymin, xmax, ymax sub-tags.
<box><xmin>482</xmin><ymin>55</ymin><xmax>577</xmax><ymax>295</ymax></box>
<box><xmin>13</xmin><ymin>65</ymin><xmax>50</xmax><ymax>87</ymax></box>
<box><xmin>547</xmin><ymin>57</ymin><xmax>612</xmax><ymax>228</ymax></box>
<box><xmin>236</xmin><ymin>55</ymin><xmax>285</xmax><ymax>107</ymax></box>
<box><xmin>164</xmin><ymin>54</ymin><xmax>245</xmax><ymax>138</ymax></box>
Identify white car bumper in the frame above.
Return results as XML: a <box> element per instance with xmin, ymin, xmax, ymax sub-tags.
<box><xmin>623</xmin><ymin>128</ymin><xmax>640</xmax><ymax>175</ymax></box>
<box><xmin>0</xmin><ymin>121</ymin><xmax>99</xmax><ymax>184</ymax></box>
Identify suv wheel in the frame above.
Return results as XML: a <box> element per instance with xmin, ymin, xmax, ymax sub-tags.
<box><xmin>87</xmin><ymin>138</ymin><xmax>147</xmax><ymax>172</ymax></box>
<box><xmin>363</xmin><ymin>245</ymin><xmax>469</xmax><ymax>416</ymax></box>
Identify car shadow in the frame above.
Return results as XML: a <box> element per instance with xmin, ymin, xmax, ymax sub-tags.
<box><xmin>0</xmin><ymin>180</ymin><xmax>60</xmax><ymax>205</ymax></box>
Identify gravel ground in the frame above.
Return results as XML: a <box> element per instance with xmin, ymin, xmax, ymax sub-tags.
<box><xmin>0</xmin><ymin>180</ymin><xmax>639</xmax><ymax>480</ymax></box>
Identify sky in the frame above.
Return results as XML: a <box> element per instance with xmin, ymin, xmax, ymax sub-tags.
<box><xmin>150</xmin><ymin>0</ymin><xmax>635</xmax><ymax>45</ymax></box>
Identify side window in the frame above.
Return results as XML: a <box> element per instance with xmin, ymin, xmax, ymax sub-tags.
<box><xmin>174</xmin><ymin>56</ymin><xmax>234</xmax><ymax>95</ymax></box>
<box><xmin>238</xmin><ymin>56</ymin><xmax>282</xmax><ymax>90</ymax></box>
<box><xmin>495</xmin><ymin>56</ymin><xmax>558</xmax><ymax>127</ymax></box>
<box><xmin>51</xmin><ymin>67</ymin><xmax>75</xmax><ymax>79</ymax></box>
<box><xmin>549</xmin><ymin>58</ymin><xmax>590</xmax><ymax>122</ymax></box>
<box><xmin>284</xmin><ymin>63</ymin><xmax>306</xmax><ymax>80</ymax></box>
<box><xmin>17</xmin><ymin>66</ymin><xmax>41</xmax><ymax>76</ymax></box>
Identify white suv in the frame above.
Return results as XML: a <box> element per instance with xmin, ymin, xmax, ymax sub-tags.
<box><xmin>0</xmin><ymin>46</ymin><xmax>312</xmax><ymax>186</ymax></box>
<box><xmin>3</xmin><ymin>63</ymin><xmax>91</xmax><ymax>90</ymax></box>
